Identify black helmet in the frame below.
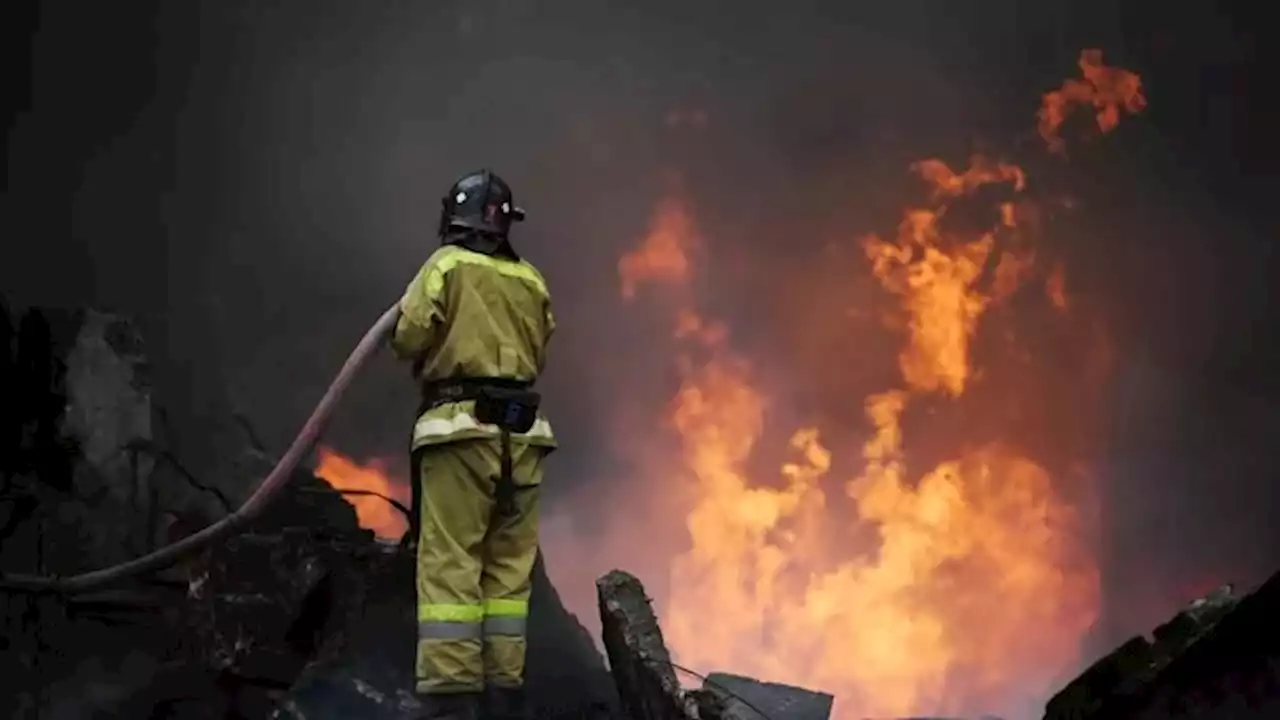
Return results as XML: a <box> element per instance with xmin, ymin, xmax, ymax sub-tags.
<box><xmin>438</xmin><ymin>169</ymin><xmax>526</xmax><ymax>241</ymax></box>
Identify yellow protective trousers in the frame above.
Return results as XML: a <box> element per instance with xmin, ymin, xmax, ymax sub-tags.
<box><xmin>413</xmin><ymin>437</ymin><xmax>545</xmax><ymax>695</ymax></box>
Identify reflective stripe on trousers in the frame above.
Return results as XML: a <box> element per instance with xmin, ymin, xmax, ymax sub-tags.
<box><xmin>416</xmin><ymin>598</ymin><xmax>531</xmax><ymax>693</ymax></box>
<box><xmin>419</xmin><ymin>602</ymin><xmax>484</xmax><ymax>640</ymax></box>
<box><xmin>481</xmin><ymin>597</ymin><xmax>527</xmax><ymax>637</ymax></box>
<box><xmin>417</xmin><ymin>599</ymin><xmax>528</xmax><ymax>641</ymax></box>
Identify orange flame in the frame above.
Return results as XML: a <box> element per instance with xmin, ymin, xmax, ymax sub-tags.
<box><xmin>314</xmin><ymin>446</ymin><xmax>411</xmax><ymax>541</ymax></box>
<box><xmin>612</xmin><ymin>51</ymin><xmax>1144</xmax><ymax>719</ymax></box>
<box><xmin>1038</xmin><ymin>49</ymin><xmax>1147</xmax><ymax>154</ymax></box>
<box><xmin>862</xmin><ymin>158</ymin><xmax>1027</xmax><ymax>398</ymax></box>
<box><xmin>618</xmin><ymin>196</ymin><xmax>699</xmax><ymax>300</ymax></box>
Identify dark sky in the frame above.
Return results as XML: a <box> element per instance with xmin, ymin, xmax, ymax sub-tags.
<box><xmin>4</xmin><ymin>0</ymin><xmax>1279</xmax><ymax>689</ymax></box>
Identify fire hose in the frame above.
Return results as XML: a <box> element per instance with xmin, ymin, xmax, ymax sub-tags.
<box><xmin>0</xmin><ymin>304</ymin><xmax>403</xmax><ymax>594</ymax></box>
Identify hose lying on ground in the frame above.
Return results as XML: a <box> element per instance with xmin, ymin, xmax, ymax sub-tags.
<box><xmin>0</xmin><ymin>304</ymin><xmax>402</xmax><ymax>594</ymax></box>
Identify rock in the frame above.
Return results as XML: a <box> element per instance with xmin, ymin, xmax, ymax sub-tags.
<box><xmin>61</xmin><ymin>309</ymin><xmax>156</xmax><ymax>558</ymax></box>
<box><xmin>61</xmin><ymin>311</ymin><xmax>153</xmax><ymax>484</ymax></box>
<box><xmin>1044</xmin><ymin>575</ymin><xmax>1280</xmax><ymax>720</ymax></box>
<box><xmin>0</xmin><ymin>307</ymin><xmax>156</xmax><ymax>572</ymax></box>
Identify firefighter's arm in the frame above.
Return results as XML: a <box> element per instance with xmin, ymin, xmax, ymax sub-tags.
<box><xmin>390</xmin><ymin>259</ymin><xmax>447</xmax><ymax>361</ymax></box>
<box><xmin>536</xmin><ymin>299</ymin><xmax>556</xmax><ymax>374</ymax></box>
<box><xmin>529</xmin><ymin>260</ymin><xmax>555</xmax><ymax>375</ymax></box>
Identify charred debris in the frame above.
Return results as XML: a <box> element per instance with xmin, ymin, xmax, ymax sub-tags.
<box><xmin>1</xmin><ymin>300</ymin><xmax>1278</xmax><ymax>720</ymax></box>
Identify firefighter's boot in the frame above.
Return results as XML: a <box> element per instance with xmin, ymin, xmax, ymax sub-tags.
<box><xmin>417</xmin><ymin>692</ymin><xmax>483</xmax><ymax>720</ymax></box>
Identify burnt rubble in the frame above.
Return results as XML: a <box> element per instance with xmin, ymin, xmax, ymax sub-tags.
<box><xmin>189</xmin><ymin>477</ymin><xmax>618</xmax><ymax>720</ymax></box>
<box><xmin>3</xmin><ymin>299</ymin><xmax>1280</xmax><ymax>719</ymax></box>
<box><xmin>0</xmin><ymin>301</ymin><xmax>616</xmax><ymax>719</ymax></box>
<box><xmin>1044</xmin><ymin>576</ymin><xmax>1280</xmax><ymax>720</ymax></box>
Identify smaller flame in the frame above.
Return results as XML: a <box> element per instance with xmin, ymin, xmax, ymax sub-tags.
<box><xmin>1037</xmin><ymin>48</ymin><xmax>1147</xmax><ymax>154</ymax></box>
<box><xmin>315</xmin><ymin>446</ymin><xmax>411</xmax><ymax>541</ymax></box>
<box><xmin>618</xmin><ymin>196</ymin><xmax>699</xmax><ymax>300</ymax></box>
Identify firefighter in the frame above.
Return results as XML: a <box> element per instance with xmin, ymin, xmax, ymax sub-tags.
<box><xmin>390</xmin><ymin>169</ymin><xmax>556</xmax><ymax>720</ymax></box>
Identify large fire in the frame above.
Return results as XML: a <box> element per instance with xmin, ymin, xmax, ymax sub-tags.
<box><xmin>312</xmin><ymin>49</ymin><xmax>1146</xmax><ymax>720</ymax></box>
<box><xmin>615</xmin><ymin>50</ymin><xmax>1145</xmax><ymax>718</ymax></box>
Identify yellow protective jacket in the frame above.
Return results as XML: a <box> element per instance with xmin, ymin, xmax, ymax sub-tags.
<box><xmin>391</xmin><ymin>244</ymin><xmax>557</xmax><ymax>451</ymax></box>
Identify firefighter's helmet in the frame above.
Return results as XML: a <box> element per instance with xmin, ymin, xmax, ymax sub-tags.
<box><xmin>438</xmin><ymin>169</ymin><xmax>526</xmax><ymax>240</ymax></box>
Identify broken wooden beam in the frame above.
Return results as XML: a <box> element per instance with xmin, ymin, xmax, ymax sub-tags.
<box><xmin>597</xmin><ymin>569</ymin><xmax>694</xmax><ymax>720</ymax></box>
<box><xmin>699</xmin><ymin>673</ymin><xmax>833</xmax><ymax>720</ymax></box>
<box><xmin>596</xmin><ymin>570</ymin><xmax>835</xmax><ymax>720</ymax></box>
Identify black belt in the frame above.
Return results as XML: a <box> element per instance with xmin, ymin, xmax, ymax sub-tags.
<box><xmin>419</xmin><ymin>376</ymin><xmax>533</xmax><ymax>413</ymax></box>
<box><xmin>417</xmin><ymin>377</ymin><xmax>541</xmax><ymax>518</ymax></box>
